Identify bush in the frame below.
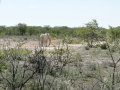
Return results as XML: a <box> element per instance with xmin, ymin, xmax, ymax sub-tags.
<box><xmin>100</xmin><ymin>43</ymin><xmax>107</xmax><ymax>50</ymax></box>
<box><xmin>85</xmin><ymin>45</ymin><xmax>90</xmax><ymax>50</ymax></box>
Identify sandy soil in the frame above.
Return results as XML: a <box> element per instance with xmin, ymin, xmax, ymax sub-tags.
<box><xmin>0</xmin><ymin>38</ymin><xmax>84</xmax><ymax>52</ymax></box>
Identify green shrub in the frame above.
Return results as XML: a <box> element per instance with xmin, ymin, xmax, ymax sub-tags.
<box><xmin>50</xmin><ymin>48</ymin><xmax>66</xmax><ymax>55</ymax></box>
<box><xmin>4</xmin><ymin>48</ymin><xmax>32</xmax><ymax>55</ymax></box>
<box><xmin>100</xmin><ymin>43</ymin><xmax>107</xmax><ymax>50</ymax></box>
<box><xmin>85</xmin><ymin>45</ymin><xmax>90</xmax><ymax>50</ymax></box>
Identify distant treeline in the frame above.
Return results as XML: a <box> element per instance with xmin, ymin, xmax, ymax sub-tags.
<box><xmin>0</xmin><ymin>20</ymin><xmax>120</xmax><ymax>41</ymax></box>
<box><xmin>0</xmin><ymin>23</ymin><xmax>76</xmax><ymax>38</ymax></box>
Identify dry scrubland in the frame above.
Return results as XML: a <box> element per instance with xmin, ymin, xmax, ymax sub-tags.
<box><xmin>0</xmin><ymin>36</ymin><xmax>83</xmax><ymax>52</ymax></box>
<box><xmin>0</xmin><ymin>36</ymin><xmax>120</xmax><ymax>90</ymax></box>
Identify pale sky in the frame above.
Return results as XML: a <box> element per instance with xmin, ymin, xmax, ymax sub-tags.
<box><xmin>0</xmin><ymin>0</ymin><xmax>120</xmax><ymax>28</ymax></box>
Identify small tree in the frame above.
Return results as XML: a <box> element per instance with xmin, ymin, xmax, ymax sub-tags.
<box><xmin>75</xmin><ymin>20</ymin><xmax>100</xmax><ymax>47</ymax></box>
<box><xmin>108</xmin><ymin>26</ymin><xmax>120</xmax><ymax>43</ymax></box>
<box><xmin>17</xmin><ymin>23</ymin><xmax>27</xmax><ymax>35</ymax></box>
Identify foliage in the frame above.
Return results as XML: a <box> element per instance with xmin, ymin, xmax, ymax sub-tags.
<box><xmin>108</xmin><ymin>26</ymin><xmax>120</xmax><ymax>43</ymax></box>
<box><xmin>100</xmin><ymin>43</ymin><xmax>107</xmax><ymax>49</ymax></box>
<box><xmin>0</xmin><ymin>47</ymin><xmax>34</xmax><ymax>90</ymax></box>
<box><xmin>74</xmin><ymin>19</ymin><xmax>102</xmax><ymax>47</ymax></box>
<box><xmin>16</xmin><ymin>23</ymin><xmax>27</xmax><ymax>35</ymax></box>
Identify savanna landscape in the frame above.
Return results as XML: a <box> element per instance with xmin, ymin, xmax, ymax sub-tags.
<box><xmin>0</xmin><ymin>20</ymin><xmax>120</xmax><ymax>90</ymax></box>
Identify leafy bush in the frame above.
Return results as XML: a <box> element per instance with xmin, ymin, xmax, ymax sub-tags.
<box><xmin>100</xmin><ymin>43</ymin><xmax>107</xmax><ymax>50</ymax></box>
<box><xmin>1</xmin><ymin>47</ymin><xmax>35</xmax><ymax>90</ymax></box>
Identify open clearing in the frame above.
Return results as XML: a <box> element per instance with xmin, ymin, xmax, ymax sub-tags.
<box><xmin>0</xmin><ymin>37</ymin><xmax>84</xmax><ymax>51</ymax></box>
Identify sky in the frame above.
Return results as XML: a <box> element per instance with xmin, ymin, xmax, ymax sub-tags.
<box><xmin>0</xmin><ymin>0</ymin><xmax>120</xmax><ymax>28</ymax></box>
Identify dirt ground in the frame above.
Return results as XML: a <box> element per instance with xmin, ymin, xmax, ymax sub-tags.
<box><xmin>0</xmin><ymin>38</ymin><xmax>84</xmax><ymax>51</ymax></box>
